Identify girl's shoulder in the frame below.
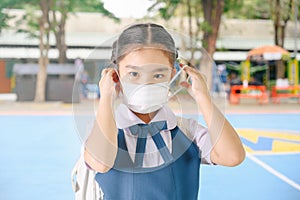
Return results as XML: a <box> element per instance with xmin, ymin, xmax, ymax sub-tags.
<box><xmin>176</xmin><ymin>117</ymin><xmax>207</xmax><ymax>140</ymax></box>
<box><xmin>176</xmin><ymin>117</ymin><xmax>193</xmax><ymax>138</ymax></box>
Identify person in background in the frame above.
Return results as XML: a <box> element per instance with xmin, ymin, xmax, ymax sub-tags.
<box><xmin>80</xmin><ymin>70</ymin><xmax>89</xmax><ymax>98</ymax></box>
<box><xmin>229</xmin><ymin>72</ymin><xmax>242</xmax><ymax>86</ymax></box>
<box><xmin>249</xmin><ymin>76</ymin><xmax>262</xmax><ymax>86</ymax></box>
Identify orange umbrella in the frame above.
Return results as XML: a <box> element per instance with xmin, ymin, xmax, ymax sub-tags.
<box><xmin>247</xmin><ymin>45</ymin><xmax>290</xmax><ymax>60</ymax></box>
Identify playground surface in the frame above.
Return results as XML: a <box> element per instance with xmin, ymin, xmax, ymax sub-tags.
<box><xmin>0</xmin><ymin>100</ymin><xmax>299</xmax><ymax>200</ymax></box>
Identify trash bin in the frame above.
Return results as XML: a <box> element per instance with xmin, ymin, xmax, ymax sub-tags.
<box><xmin>13</xmin><ymin>64</ymin><xmax>37</xmax><ymax>101</ymax></box>
<box><xmin>13</xmin><ymin>63</ymin><xmax>80</xmax><ymax>103</ymax></box>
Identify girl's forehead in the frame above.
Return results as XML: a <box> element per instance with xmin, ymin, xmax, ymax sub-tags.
<box><xmin>118</xmin><ymin>48</ymin><xmax>173</xmax><ymax>68</ymax></box>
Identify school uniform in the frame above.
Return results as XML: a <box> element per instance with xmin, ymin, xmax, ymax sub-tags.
<box><xmin>95</xmin><ymin>104</ymin><xmax>213</xmax><ymax>200</ymax></box>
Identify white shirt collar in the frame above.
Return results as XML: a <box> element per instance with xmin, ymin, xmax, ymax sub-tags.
<box><xmin>115</xmin><ymin>103</ymin><xmax>177</xmax><ymax>130</ymax></box>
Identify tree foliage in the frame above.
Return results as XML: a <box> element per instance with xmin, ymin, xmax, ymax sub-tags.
<box><xmin>149</xmin><ymin>0</ymin><xmax>240</xmax><ymax>89</ymax></box>
<box><xmin>0</xmin><ymin>0</ymin><xmax>119</xmax><ymax>101</ymax></box>
<box><xmin>75</xmin><ymin>0</ymin><xmax>119</xmax><ymax>21</ymax></box>
<box><xmin>225</xmin><ymin>0</ymin><xmax>271</xmax><ymax>19</ymax></box>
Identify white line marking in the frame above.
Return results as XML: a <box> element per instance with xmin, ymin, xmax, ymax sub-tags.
<box><xmin>249</xmin><ymin>152</ymin><xmax>300</xmax><ymax>156</ymax></box>
<box><xmin>247</xmin><ymin>153</ymin><xmax>300</xmax><ymax>191</ymax></box>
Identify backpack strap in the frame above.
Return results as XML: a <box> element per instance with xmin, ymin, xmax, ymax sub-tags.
<box><xmin>71</xmin><ymin>148</ymin><xmax>104</xmax><ymax>200</ymax></box>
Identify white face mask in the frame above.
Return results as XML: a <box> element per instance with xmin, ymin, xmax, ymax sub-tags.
<box><xmin>122</xmin><ymin>81</ymin><xmax>169</xmax><ymax>114</ymax></box>
<box><xmin>120</xmin><ymin>65</ymin><xmax>188</xmax><ymax>114</ymax></box>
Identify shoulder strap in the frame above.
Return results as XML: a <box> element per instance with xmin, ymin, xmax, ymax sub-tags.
<box><xmin>71</xmin><ymin>151</ymin><xmax>103</xmax><ymax>200</ymax></box>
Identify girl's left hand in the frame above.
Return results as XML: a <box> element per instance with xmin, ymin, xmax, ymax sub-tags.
<box><xmin>180</xmin><ymin>66</ymin><xmax>210</xmax><ymax>101</ymax></box>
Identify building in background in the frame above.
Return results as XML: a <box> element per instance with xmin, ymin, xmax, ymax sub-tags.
<box><xmin>0</xmin><ymin>10</ymin><xmax>299</xmax><ymax>95</ymax></box>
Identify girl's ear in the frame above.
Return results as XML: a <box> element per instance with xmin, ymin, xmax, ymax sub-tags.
<box><xmin>113</xmin><ymin>69</ymin><xmax>120</xmax><ymax>83</ymax></box>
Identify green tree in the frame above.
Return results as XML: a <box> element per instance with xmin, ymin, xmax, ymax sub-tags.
<box><xmin>51</xmin><ymin>0</ymin><xmax>119</xmax><ymax>64</ymax></box>
<box><xmin>0</xmin><ymin>0</ymin><xmax>21</xmax><ymax>33</ymax></box>
<box><xmin>225</xmin><ymin>0</ymin><xmax>270</xmax><ymax>19</ymax></box>
<box><xmin>35</xmin><ymin>0</ymin><xmax>51</xmax><ymax>102</ymax></box>
<box><xmin>1</xmin><ymin>0</ymin><xmax>52</xmax><ymax>102</ymax></box>
<box><xmin>200</xmin><ymin>0</ymin><xmax>225</xmax><ymax>89</ymax></box>
<box><xmin>149</xmin><ymin>0</ymin><xmax>243</xmax><ymax>89</ymax></box>
<box><xmin>0</xmin><ymin>0</ymin><xmax>118</xmax><ymax>101</ymax></box>
<box><xmin>270</xmin><ymin>0</ymin><xmax>293</xmax><ymax>47</ymax></box>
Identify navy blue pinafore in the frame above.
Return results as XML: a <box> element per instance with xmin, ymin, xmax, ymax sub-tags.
<box><xmin>95</xmin><ymin>121</ymin><xmax>201</xmax><ymax>200</ymax></box>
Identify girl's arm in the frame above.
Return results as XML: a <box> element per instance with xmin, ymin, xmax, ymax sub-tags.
<box><xmin>84</xmin><ymin>68</ymin><xmax>118</xmax><ymax>173</ymax></box>
<box><xmin>184</xmin><ymin>66</ymin><xmax>245</xmax><ymax>166</ymax></box>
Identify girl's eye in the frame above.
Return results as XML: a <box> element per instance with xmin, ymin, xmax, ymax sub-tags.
<box><xmin>129</xmin><ymin>72</ymin><xmax>139</xmax><ymax>77</ymax></box>
<box><xmin>153</xmin><ymin>74</ymin><xmax>165</xmax><ymax>79</ymax></box>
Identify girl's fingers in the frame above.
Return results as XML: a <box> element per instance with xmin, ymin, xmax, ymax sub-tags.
<box><xmin>99</xmin><ymin>68</ymin><xmax>116</xmax><ymax>89</ymax></box>
<box><xmin>101</xmin><ymin>68</ymin><xmax>108</xmax><ymax>76</ymax></box>
<box><xmin>104</xmin><ymin>68</ymin><xmax>115</xmax><ymax>76</ymax></box>
<box><xmin>184</xmin><ymin>66</ymin><xmax>207</xmax><ymax>82</ymax></box>
<box><xmin>100</xmin><ymin>69</ymin><xmax>116</xmax><ymax>84</ymax></box>
<box><xmin>180</xmin><ymin>81</ymin><xmax>190</xmax><ymax>89</ymax></box>
<box><xmin>183</xmin><ymin>66</ymin><xmax>198</xmax><ymax>75</ymax></box>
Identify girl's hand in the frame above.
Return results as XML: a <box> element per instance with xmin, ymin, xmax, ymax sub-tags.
<box><xmin>181</xmin><ymin>66</ymin><xmax>210</xmax><ymax>101</ymax></box>
<box><xmin>99</xmin><ymin>68</ymin><xmax>119</xmax><ymax>99</ymax></box>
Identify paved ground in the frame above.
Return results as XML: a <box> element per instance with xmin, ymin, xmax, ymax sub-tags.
<box><xmin>0</xmin><ymin>97</ymin><xmax>299</xmax><ymax>114</ymax></box>
<box><xmin>0</xmin><ymin>98</ymin><xmax>299</xmax><ymax>200</ymax></box>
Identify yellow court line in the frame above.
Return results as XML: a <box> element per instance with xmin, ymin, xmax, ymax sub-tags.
<box><xmin>237</xmin><ymin>129</ymin><xmax>300</xmax><ymax>143</ymax></box>
<box><xmin>237</xmin><ymin>129</ymin><xmax>300</xmax><ymax>153</ymax></box>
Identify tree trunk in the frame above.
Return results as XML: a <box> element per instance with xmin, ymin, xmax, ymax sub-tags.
<box><xmin>280</xmin><ymin>24</ymin><xmax>286</xmax><ymax>47</ymax></box>
<box><xmin>276</xmin><ymin>60</ymin><xmax>285</xmax><ymax>79</ymax></box>
<box><xmin>52</xmin><ymin>1</ymin><xmax>68</xmax><ymax>64</ymax></box>
<box><xmin>201</xmin><ymin>0</ymin><xmax>224</xmax><ymax>90</ymax></box>
<box><xmin>186</xmin><ymin>0</ymin><xmax>195</xmax><ymax>61</ymax></box>
<box><xmin>56</xmin><ymin>19</ymin><xmax>67</xmax><ymax>64</ymax></box>
<box><xmin>35</xmin><ymin>55</ymin><xmax>48</xmax><ymax>102</ymax></box>
<box><xmin>272</xmin><ymin>0</ymin><xmax>292</xmax><ymax>47</ymax></box>
<box><xmin>179</xmin><ymin>4</ymin><xmax>187</xmax><ymax>56</ymax></box>
<box><xmin>58</xmin><ymin>11</ymin><xmax>67</xmax><ymax>63</ymax></box>
<box><xmin>273</xmin><ymin>0</ymin><xmax>281</xmax><ymax>46</ymax></box>
<box><xmin>34</xmin><ymin>0</ymin><xmax>51</xmax><ymax>102</ymax></box>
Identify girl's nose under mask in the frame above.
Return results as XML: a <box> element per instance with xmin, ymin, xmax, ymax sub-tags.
<box><xmin>122</xmin><ymin>81</ymin><xmax>169</xmax><ymax>114</ymax></box>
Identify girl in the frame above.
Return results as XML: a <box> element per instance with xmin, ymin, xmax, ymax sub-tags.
<box><xmin>84</xmin><ymin>23</ymin><xmax>245</xmax><ymax>200</ymax></box>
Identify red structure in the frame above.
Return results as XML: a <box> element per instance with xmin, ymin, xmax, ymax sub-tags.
<box><xmin>0</xmin><ymin>60</ymin><xmax>11</xmax><ymax>93</ymax></box>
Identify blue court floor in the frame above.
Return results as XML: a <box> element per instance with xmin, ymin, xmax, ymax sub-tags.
<box><xmin>0</xmin><ymin>113</ymin><xmax>299</xmax><ymax>200</ymax></box>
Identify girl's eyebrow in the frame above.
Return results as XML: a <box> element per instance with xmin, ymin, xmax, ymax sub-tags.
<box><xmin>125</xmin><ymin>65</ymin><xmax>140</xmax><ymax>70</ymax></box>
<box><xmin>152</xmin><ymin>68</ymin><xmax>170</xmax><ymax>72</ymax></box>
<box><xmin>125</xmin><ymin>65</ymin><xmax>171</xmax><ymax>72</ymax></box>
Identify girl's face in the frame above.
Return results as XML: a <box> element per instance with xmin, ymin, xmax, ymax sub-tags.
<box><xmin>118</xmin><ymin>49</ymin><xmax>175</xmax><ymax>84</ymax></box>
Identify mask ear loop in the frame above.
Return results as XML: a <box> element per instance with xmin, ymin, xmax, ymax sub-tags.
<box><xmin>168</xmin><ymin>65</ymin><xmax>189</xmax><ymax>99</ymax></box>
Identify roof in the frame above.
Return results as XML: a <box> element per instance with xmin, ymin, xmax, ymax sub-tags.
<box><xmin>0</xmin><ymin>47</ymin><xmax>110</xmax><ymax>60</ymax></box>
<box><xmin>2</xmin><ymin>47</ymin><xmax>300</xmax><ymax>61</ymax></box>
<box><xmin>13</xmin><ymin>63</ymin><xmax>80</xmax><ymax>75</ymax></box>
<box><xmin>217</xmin><ymin>37</ymin><xmax>300</xmax><ymax>51</ymax></box>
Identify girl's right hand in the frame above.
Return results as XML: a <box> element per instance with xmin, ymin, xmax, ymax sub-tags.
<box><xmin>181</xmin><ymin>66</ymin><xmax>210</xmax><ymax>101</ymax></box>
<box><xmin>99</xmin><ymin>68</ymin><xmax>119</xmax><ymax>99</ymax></box>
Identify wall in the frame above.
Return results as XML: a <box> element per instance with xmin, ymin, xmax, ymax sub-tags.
<box><xmin>0</xmin><ymin>60</ymin><xmax>11</xmax><ymax>93</ymax></box>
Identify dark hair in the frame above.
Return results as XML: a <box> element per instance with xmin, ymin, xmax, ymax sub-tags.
<box><xmin>111</xmin><ymin>23</ymin><xmax>177</xmax><ymax>65</ymax></box>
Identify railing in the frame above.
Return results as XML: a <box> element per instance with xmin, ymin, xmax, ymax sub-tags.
<box><xmin>271</xmin><ymin>85</ymin><xmax>300</xmax><ymax>103</ymax></box>
<box><xmin>229</xmin><ymin>85</ymin><xmax>269</xmax><ymax>104</ymax></box>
